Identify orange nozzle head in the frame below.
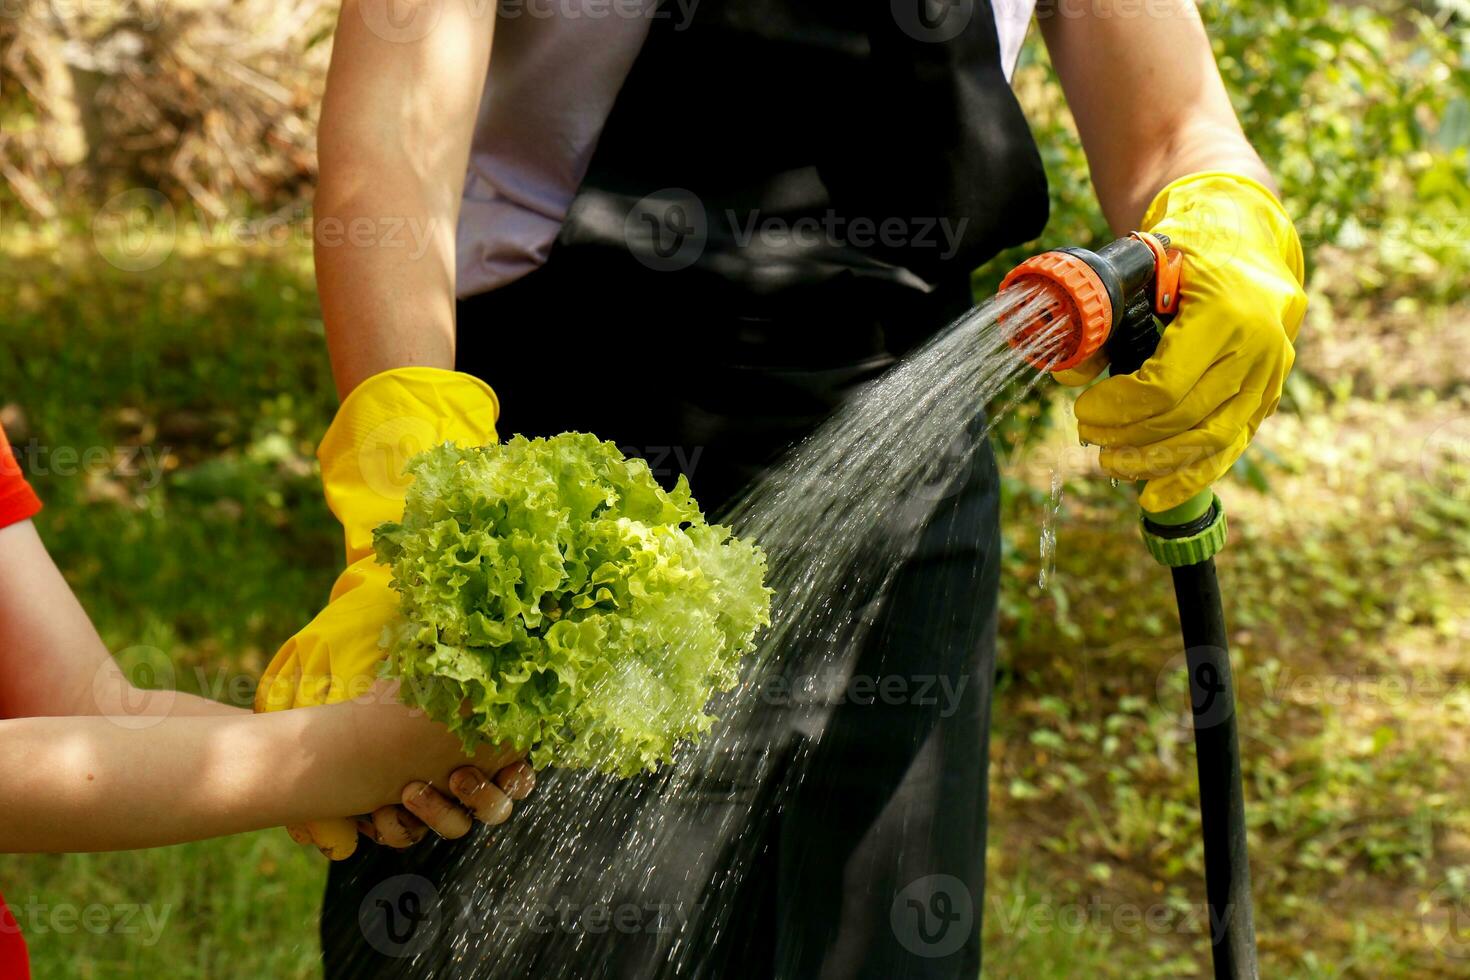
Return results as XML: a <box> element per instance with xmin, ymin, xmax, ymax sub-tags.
<box><xmin>997</xmin><ymin>250</ymin><xmax>1112</xmax><ymax>372</ymax></box>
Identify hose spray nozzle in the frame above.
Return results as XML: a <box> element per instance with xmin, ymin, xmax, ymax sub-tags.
<box><xmin>998</xmin><ymin>232</ymin><xmax>1183</xmax><ymax>373</ymax></box>
<box><xmin>998</xmin><ymin>231</ymin><xmax>1226</xmax><ymax>560</ymax></box>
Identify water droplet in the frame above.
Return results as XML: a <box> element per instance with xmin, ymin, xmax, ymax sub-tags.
<box><xmin>1038</xmin><ymin>470</ymin><xmax>1063</xmax><ymax>590</ymax></box>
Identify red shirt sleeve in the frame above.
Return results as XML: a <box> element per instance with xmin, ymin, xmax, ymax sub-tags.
<box><xmin>0</xmin><ymin>424</ymin><xmax>41</xmax><ymax>530</ymax></box>
<box><xmin>0</xmin><ymin>890</ymin><xmax>31</xmax><ymax>979</ymax></box>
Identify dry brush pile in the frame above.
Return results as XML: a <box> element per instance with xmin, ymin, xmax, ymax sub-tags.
<box><xmin>1</xmin><ymin>0</ymin><xmax>334</xmax><ymax>220</ymax></box>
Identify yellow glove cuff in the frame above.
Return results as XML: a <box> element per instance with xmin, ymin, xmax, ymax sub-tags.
<box><xmin>1140</xmin><ymin>169</ymin><xmax>1306</xmax><ymax>293</ymax></box>
<box><xmin>254</xmin><ymin>557</ymin><xmax>398</xmax><ymax>711</ymax></box>
<box><xmin>319</xmin><ymin>367</ymin><xmax>500</xmax><ymax>563</ymax></box>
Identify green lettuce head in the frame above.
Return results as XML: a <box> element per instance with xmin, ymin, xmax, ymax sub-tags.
<box><xmin>372</xmin><ymin>433</ymin><xmax>771</xmax><ymax>777</ymax></box>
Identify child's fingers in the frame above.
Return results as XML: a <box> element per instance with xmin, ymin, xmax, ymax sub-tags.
<box><xmin>401</xmin><ymin>781</ymin><xmax>473</xmax><ymax>840</ymax></box>
<box><xmin>450</xmin><ymin>766</ymin><xmax>513</xmax><ymax>826</ymax></box>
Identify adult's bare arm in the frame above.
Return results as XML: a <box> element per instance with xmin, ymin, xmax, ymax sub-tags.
<box><xmin>314</xmin><ymin>0</ymin><xmax>497</xmax><ymax>399</ymax></box>
<box><xmin>1039</xmin><ymin>0</ymin><xmax>1271</xmax><ymax>233</ymax></box>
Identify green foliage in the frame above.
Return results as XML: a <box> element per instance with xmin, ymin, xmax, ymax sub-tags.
<box><xmin>0</xmin><ymin>243</ymin><xmax>340</xmax><ymax>686</ymax></box>
<box><xmin>0</xmin><ymin>835</ymin><xmax>324</xmax><ymax>980</ymax></box>
<box><xmin>0</xmin><ymin>241</ymin><xmax>340</xmax><ymax>976</ymax></box>
<box><xmin>978</xmin><ymin>0</ymin><xmax>1470</xmax><ymax>301</ymax></box>
<box><xmin>990</xmin><ymin>379</ymin><xmax>1470</xmax><ymax>973</ymax></box>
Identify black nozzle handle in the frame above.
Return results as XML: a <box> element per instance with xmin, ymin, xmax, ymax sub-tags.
<box><xmin>1106</xmin><ymin>293</ymin><xmax>1160</xmax><ymax>377</ymax></box>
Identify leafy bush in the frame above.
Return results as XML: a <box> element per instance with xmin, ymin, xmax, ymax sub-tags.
<box><xmin>980</xmin><ymin>0</ymin><xmax>1470</xmax><ymax>300</ymax></box>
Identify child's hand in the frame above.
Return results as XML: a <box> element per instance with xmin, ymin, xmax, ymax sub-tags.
<box><xmin>285</xmin><ymin>683</ymin><xmax>537</xmax><ymax>859</ymax></box>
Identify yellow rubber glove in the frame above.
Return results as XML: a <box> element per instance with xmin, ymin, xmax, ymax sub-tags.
<box><xmin>255</xmin><ymin>366</ymin><xmax>500</xmax><ymax>857</ymax></box>
<box><xmin>1067</xmin><ymin>171</ymin><xmax>1307</xmax><ymax>513</ymax></box>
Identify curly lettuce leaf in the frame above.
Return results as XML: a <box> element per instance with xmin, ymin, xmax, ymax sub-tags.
<box><xmin>373</xmin><ymin>433</ymin><xmax>771</xmax><ymax>777</ymax></box>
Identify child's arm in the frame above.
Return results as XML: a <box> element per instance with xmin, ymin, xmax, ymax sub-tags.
<box><xmin>0</xmin><ymin>687</ymin><xmax>516</xmax><ymax>852</ymax></box>
<box><xmin>0</xmin><ymin>517</ymin><xmax>532</xmax><ymax>853</ymax></box>
<box><xmin>0</xmin><ymin>519</ymin><xmax>236</xmax><ymax>720</ymax></box>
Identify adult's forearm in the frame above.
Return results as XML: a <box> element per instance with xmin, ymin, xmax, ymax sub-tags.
<box><xmin>315</xmin><ymin>155</ymin><xmax>459</xmax><ymax>400</ymax></box>
<box><xmin>1119</xmin><ymin>117</ymin><xmax>1272</xmax><ymax>227</ymax></box>
<box><xmin>314</xmin><ymin>0</ymin><xmax>496</xmax><ymax>399</ymax></box>
<box><xmin>1040</xmin><ymin>0</ymin><xmax>1274</xmax><ymax>233</ymax></box>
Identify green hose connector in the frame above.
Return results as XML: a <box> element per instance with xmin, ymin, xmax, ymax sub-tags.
<box><xmin>1139</xmin><ymin>489</ymin><xmax>1228</xmax><ymax>568</ymax></box>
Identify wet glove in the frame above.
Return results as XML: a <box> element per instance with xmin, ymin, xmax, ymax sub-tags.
<box><xmin>1059</xmin><ymin>171</ymin><xmax>1307</xmax><ymax>513</ymax></box>
<box><xmin>255</xmin><ymin>366</ymin><xmax>502</xmax><ymax>857</ymax></box>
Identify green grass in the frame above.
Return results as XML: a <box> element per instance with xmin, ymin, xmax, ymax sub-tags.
<box><xmin>986</xmin><ymin>279</ymin><xmax>1470</xmax><ymax>975</ymax></box>
<box><xmin>0</xmin><ymin>239</ymin><xmax>339</xmax><ymax>977</ymax></box>
<box><xmin>1</xmin><ymin>238</ymin><xmax>340</xmax><ymax>683</ymax></box>
<box><xmin>2</xmin><ymin>235</ymin><xmax>1468</xmax><ymax>976</ymax></box>
<box><xmin>2</xmin><ymin>836</ymin><xmax>324</xmax><ymax>980</ymax></box>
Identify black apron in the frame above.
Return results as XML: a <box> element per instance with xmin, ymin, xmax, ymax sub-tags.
<box><xmin>323</xmin><ymin>1</ymin><xmax>1044</xmax><ymax>976</ymax></box>
<box><xmin>453</xmin><ymin>0</ymin><xmax>1044</xmax><ymax>507</ymax></box>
